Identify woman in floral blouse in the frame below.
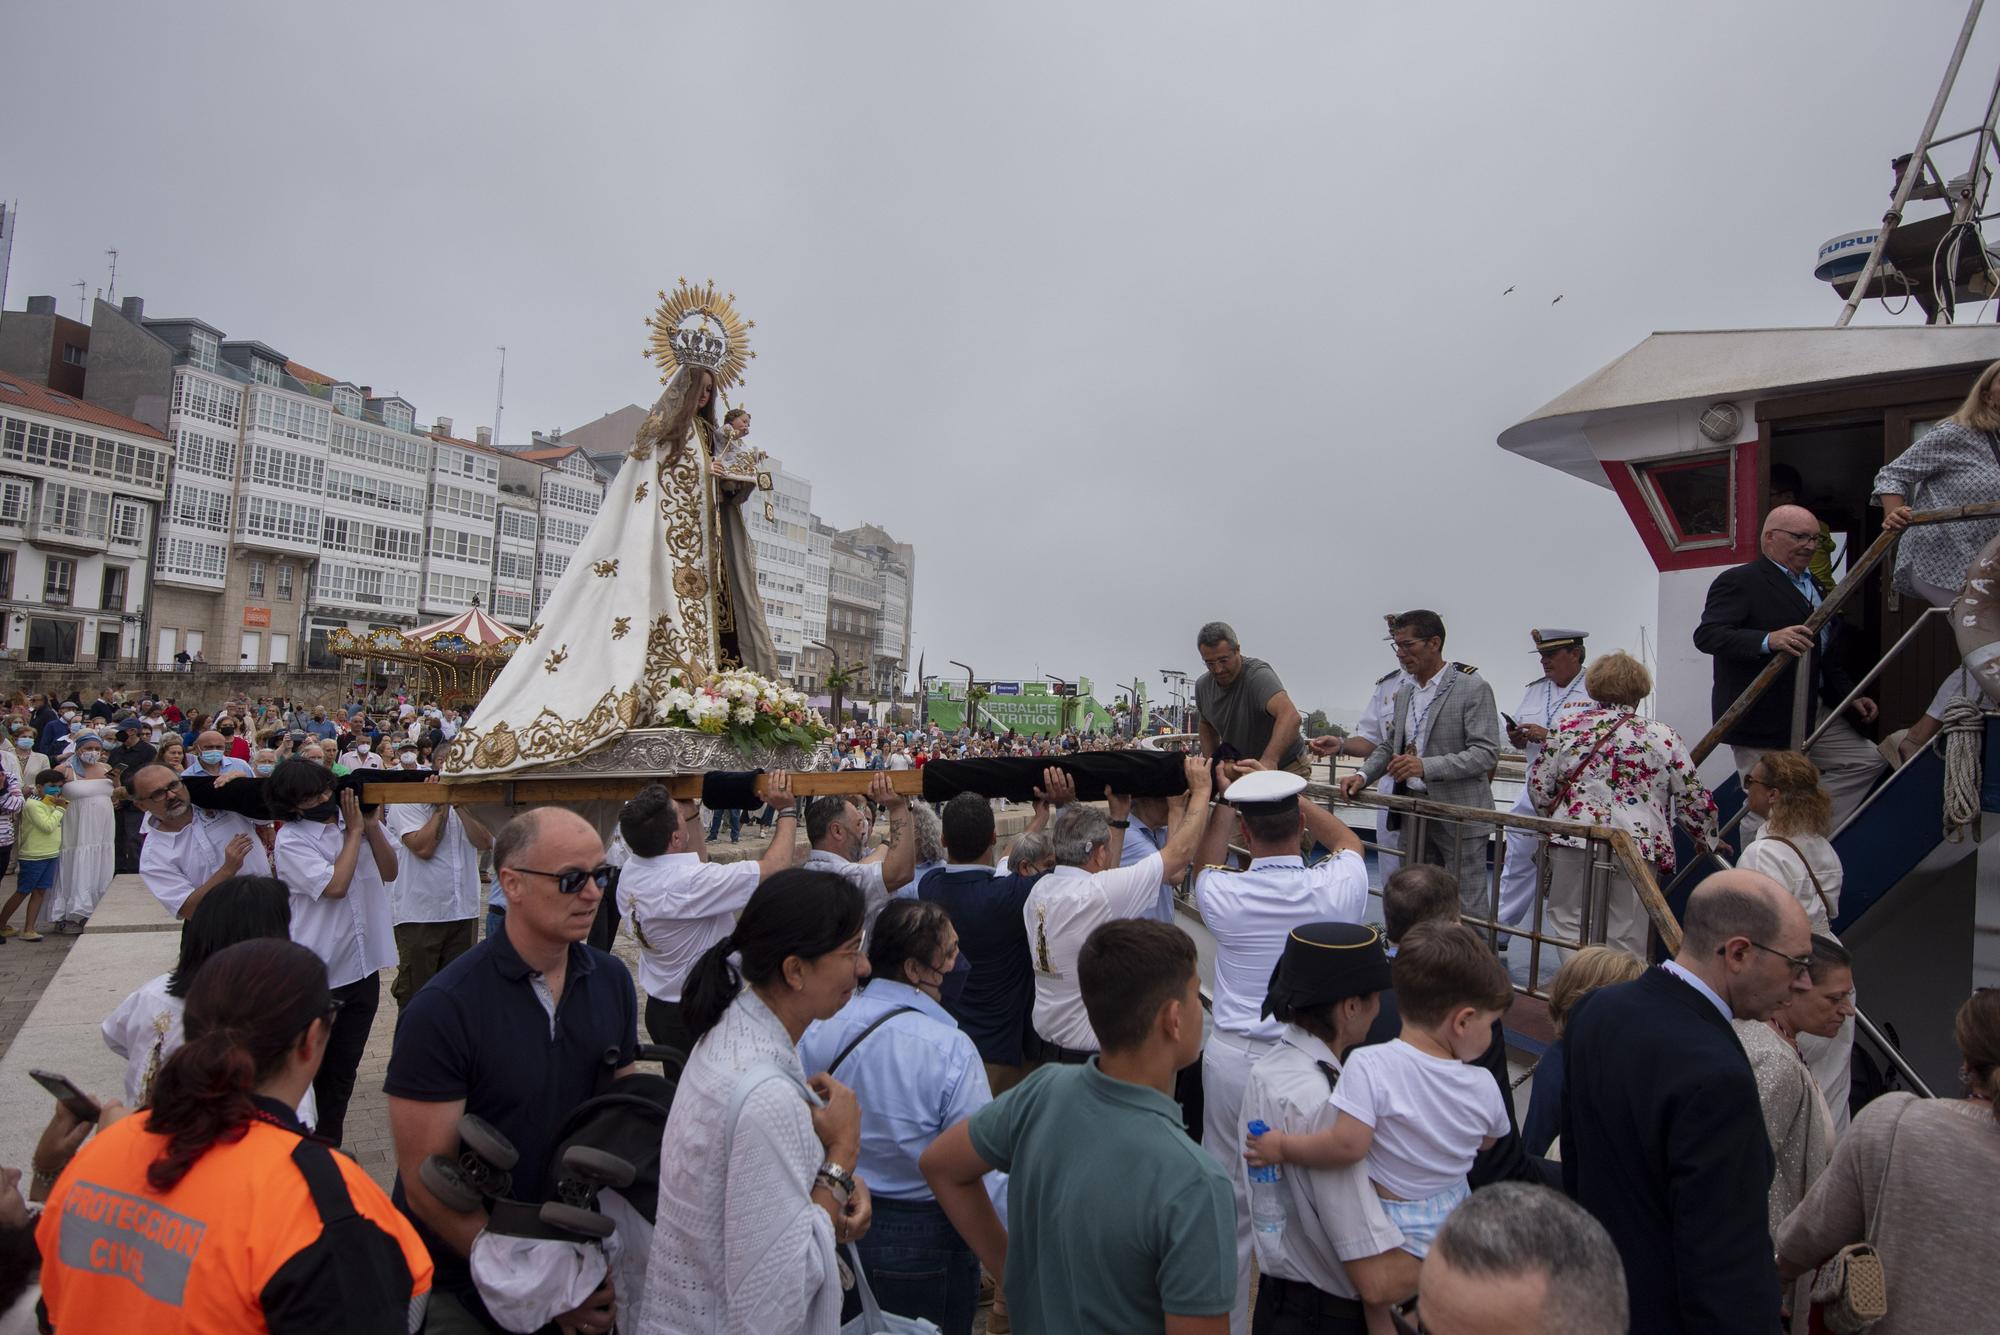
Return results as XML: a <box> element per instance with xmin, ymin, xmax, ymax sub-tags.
<box><xmin>1527</xmin><ymin>651</ymin><xmax>1719</xmax><ymax>960</ymax></box>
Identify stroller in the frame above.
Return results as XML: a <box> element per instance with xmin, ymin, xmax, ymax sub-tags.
<box><xmin>430</xmin><ymin>1046</ymin><xmax>682</xmax><ymax>1333</ymax></box>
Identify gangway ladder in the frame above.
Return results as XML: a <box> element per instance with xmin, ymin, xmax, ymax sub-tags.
<box><xmin>1837</xmin><ymin>0</ymin><xmax>2000</xmax><ymax>326</ymax></box>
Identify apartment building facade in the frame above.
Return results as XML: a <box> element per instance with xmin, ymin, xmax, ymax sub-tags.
<box><xmin>0</xmin><ymin>376</ymin><xmax>169</xmax><ymax>664</ymax></box>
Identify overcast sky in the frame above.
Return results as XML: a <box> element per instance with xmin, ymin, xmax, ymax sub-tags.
<box><xmin>8</xmin><ymin>1</ymin><xmax>1995</xmax><ymax>718</ymax></box>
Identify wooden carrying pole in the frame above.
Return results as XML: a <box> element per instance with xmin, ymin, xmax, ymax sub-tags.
<box><xmin>361</xmin><ymin>769</ymin><xmax>925</xmax><ymax>806</ymax></box>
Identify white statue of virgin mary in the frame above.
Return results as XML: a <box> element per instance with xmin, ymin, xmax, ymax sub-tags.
<box><xmin>441</xmin><ymin>283</ymin><xmax>779</xmax><ymax>777</ymax></box>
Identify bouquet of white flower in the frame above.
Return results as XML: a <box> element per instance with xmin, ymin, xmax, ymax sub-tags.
<box><xmin>656</xmin><ymin>668</ymin><xmax>831</xmax><ymax>750</ymax></box>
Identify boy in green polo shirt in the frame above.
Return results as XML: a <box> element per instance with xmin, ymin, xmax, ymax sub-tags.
<box><xmin>923</xmin><ymin>919</ymin><xmax>1235</xmax><ymax>1333</ymax></box>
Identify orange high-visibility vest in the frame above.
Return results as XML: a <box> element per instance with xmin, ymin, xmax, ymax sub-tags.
<box><xmin>38</xmin><ymin>1112</ymin><xmax>432</xmax><ymax>1332</ymax></box>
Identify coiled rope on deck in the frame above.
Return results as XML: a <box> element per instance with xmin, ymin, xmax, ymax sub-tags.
<box><xmin>1941</xmin><ymin>696</ymin><xmax>1987</xmax><ymax>843</ymax></box>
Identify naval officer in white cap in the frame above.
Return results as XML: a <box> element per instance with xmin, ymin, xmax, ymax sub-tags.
<box><xmin>1496</xmin><ymin>629</ymin><xmax>1596</xmax><ymax>964</ymax></box>
<box><xmin>1191</xmin><ymin>767</ymin><xmax>1372</xmax><ymax>1335</ymax></box>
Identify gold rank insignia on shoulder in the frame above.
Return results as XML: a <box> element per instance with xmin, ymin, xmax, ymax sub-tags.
<box><xmin>1455</xmin><ymin>663</ymin><xmax>1479</xmax><ymax>675</ymax></box>
<box><xmin>1375</xmin><ymin>669</ymin><xmax>1399</xmax><ymax>685</ymax></box>
<box><xmin>1199</xmin><ymin>863</ymin><xmax>1240</xmax><ymax>875</ymax></box>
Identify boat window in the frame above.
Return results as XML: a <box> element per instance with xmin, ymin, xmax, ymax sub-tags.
<box><xmin>1635</xmin><ymin>451</ymin><xmax>1734</xmax><ymax>549</ymax></box>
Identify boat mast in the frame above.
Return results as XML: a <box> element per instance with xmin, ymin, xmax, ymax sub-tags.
<box><xmin>1837</xmin><ymin>0</ymin><xmax>1992</xmax><ymax>326</ymax></box>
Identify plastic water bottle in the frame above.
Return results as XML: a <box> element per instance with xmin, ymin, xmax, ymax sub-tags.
<box><xmin>1245</xmin><ymin>1120</ymin><xmax>1285</xmax><ymax>1237</ymax></box>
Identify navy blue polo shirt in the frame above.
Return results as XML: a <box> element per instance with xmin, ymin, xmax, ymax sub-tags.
<box><xmin>383</xmin><ymin>924</ymin><xmax>638</xmax><ymax>1309</ymax></box>
<box><xmin>919</xmin><ymin>864</ymin><xmax>1038</xmax><ymax>1066</ymax></box>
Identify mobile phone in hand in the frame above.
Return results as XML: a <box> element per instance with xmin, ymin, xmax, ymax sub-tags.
<box><xmin>29</xmin><ymin>1069</ymin><xmax>101</xmax><ymax>1122</ymax></box>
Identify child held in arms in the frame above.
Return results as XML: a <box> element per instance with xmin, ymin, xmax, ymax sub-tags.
<box><xmin>1246</xmin><ymin>920</ymin><xmax>1512</xmax><ymax>1335</ymax></box>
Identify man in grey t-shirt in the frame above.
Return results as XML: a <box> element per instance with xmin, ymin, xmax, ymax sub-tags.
<box><xmin>1194</xmin><ymin>621</ymin><xmax>1306</xmax><ymax>781</ymax></box>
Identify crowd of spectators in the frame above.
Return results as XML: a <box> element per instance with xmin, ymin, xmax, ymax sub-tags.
<box><xmin>0</xmin><ymin>588</ymin><xmax>1990</xmax><ymax>1335</ymax></box>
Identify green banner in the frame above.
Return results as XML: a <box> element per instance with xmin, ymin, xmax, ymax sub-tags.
<box><xmin>925</xmin><ymin>689</ymin><xmax>1112</xmax><ymax>736</ymax></box>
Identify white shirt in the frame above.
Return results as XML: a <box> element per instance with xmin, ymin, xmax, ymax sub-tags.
<box><xmin>340</xmin><ymin>750</ymin><xmax>384</xmax><ymax>770</ymax></box>
<box><xmin>1196</xmin><ymin>851</ymin><xmax>1371</xmax><ymax>1041</ymax></box>
<box><xmin>138</xmin><ymin>808</ymin><xmax>272</xmax><ymax>916</ymax></box>
<box><xmin>1357</xmin><ymin>673</ymin><xmax>1408</xmax><ymax>821</ymax></box>
<box><xmin>1737</xmin><ymin>831</ymin><xmax>1843</xmax><ymax>934</ymax></box>
<box><xmin>274</xmin><ymin>815</ymin><xmax>399</xmax><ymax>988</ymax></box>
<box><xmin>1401</xmin><ymin>671</ymin><xmax>1445</xmax><ymax>792</ymax></box>
<box><xmin>800</xmin><ymin>848</ymin><xmax>894</xmax><ymax>929</ymax></box>
<box><xmin>383</xmin><ymin>804</ymin><xmax>483</xmax><ymax>924</ymax></box>
<box><xmin>620</xmin><ymin>851</ymin><xmax>761</xmax><ymax>1003</ymax></box>
<box><xmin>641</xmin><ymin>989</ymin><xmax>841</xmax><ymax>1335</ymax></box>
<box><xmin>1510</xmin><ymin>672</ymin><xmax>1595</xmax><ymax>772</ymax></box>
<box><xmin>1329</xmin><ymin>1038</ymin><xmax>1510</xmax><ymax>1200</ymax></box>
<box><xmin>1240</xmin><ymin>1028</ymin><xmax>1403</xmax><ymax>1293</ymax></box>
<box><xmin>1023</xmin><ymin>851</ymin><xmax>1166</xmax><ymax>1051</ymax></box>
<box><xmin>101</xmin><ymin>972</ymin><xmax>317</xmax><ymax>1126</ymax></box>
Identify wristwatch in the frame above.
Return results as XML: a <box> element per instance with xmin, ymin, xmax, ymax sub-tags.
<box><xmin>816</xmin><ymin>1160</ymin><xmax>855</xmax><ymax>1206</ymax></box>
<box><xmin>1107</xmin><ymin>819</ymin><xmax>1130</xmax><ymax>829</ymax></box>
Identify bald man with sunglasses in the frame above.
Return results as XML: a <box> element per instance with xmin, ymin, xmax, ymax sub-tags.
<box><xmin>385</xmin><ymin>807</ymin><xmax>638</xmax><ymax>1334</ymax></box>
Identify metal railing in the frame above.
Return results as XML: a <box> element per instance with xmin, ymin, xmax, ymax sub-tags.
<box><xmin>1146</xmin><ymin>765</ymin><xmax>1680</xmax><ymax>1002</ymax></box>
<box><xmin>1689</xmin><ymin>500</ymin><xmax>2000</xmax><ymax>764</ymax></box>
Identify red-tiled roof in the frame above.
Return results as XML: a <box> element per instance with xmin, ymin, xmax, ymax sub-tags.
<box><xmin>286</xmin><ymin>360</ymin><xmax>335</xmax><ymax>387</ymax></box>
<box><xmin>513</xmin><ymin>446</ymin><xmax>580</xmax><ymax>462</ymax></box>
<box><xmin>0</xmin><ymin>378</ymin><xmax>168</xmax><ymax>440</ymax></box>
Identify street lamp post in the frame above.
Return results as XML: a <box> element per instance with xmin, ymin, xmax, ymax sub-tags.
<box><xmin>812</xmin><ymin>639</ymin><xmax>846</xmax><ymax>730</ymax></box>
<box><xmin>1044</xmin><ymin>674</ymin><xmax>1070</xmax><ymax>735</ymax></box>
<box><xmin>948</xmin><ymin>659</ymin><xmax>975</xmax><ymax>732</ymax></box>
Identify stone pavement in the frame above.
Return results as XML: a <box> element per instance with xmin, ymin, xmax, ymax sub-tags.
<box><xmin>0</xmin><ymin>920</ymin><xmax>79</xmax><ymax>1062</ymax></box>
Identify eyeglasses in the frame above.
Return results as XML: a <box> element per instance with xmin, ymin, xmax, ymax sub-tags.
<box><xmin>1388</xmin><ymin>637</ymin><xmax>1437</xmax><ymax>652</ymax></box>
<box><xmin>1740</xmin><ymin>940</ymin><xmax>1814</xmax><ymax>977</ymax></box>
<box><xmin>137</xmin><ymin>779</ymin><xmax>185</xmax><ymax>802</ymax></box>
<box><xmin>1743</xmin><ymin>775</ymin><xmax>1772</xmax><ymax>790</ymax></box>
<box><xmin>1771</xmin><ymin>527</ymin><xmax>1819</xmax><ymax>543</ymax></box>
<box><xmin>511</xmin><ymin>864</ymin><xmax>620</xmax><ymax>896</ymax></box>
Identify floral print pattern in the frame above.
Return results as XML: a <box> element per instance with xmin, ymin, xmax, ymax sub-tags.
<box><xmin>1527</xmin><ymin>706</ymin><xmax>1718</xmax><ymax>872</ymax></box>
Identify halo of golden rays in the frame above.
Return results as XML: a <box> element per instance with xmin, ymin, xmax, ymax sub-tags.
<box><xmin>644</xmin><ymin>277</ymin><xmax>757</xmax><ymax>390</ymax></box>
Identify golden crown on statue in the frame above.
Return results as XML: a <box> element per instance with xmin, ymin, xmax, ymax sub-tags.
<box><xmin>645</xmin><ymin>278</ymin><xmax>756</xmax><ymax>390</ymax></box>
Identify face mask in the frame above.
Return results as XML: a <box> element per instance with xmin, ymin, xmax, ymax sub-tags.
<box><xmin>356</xmin><ymin>744</ymin><xmax>370</xmax><ymax>756</ymax></box>
<box><xmin>200</xmin><ymin>749</ymin><xmax>224</xmax><ymax>767</ymax></box>
<box><xmin>936</xmin><ymin>953</ymin><xmax>973</xmax><ymax>1010</ymax></box>
<box><xmin>78</xmin><ymin>751</ymin><xmax>102</xmax><ymax>767</ymax></box>
<box><xmin>399</xmin><ymin>751</ymin><xmax>417</xmax><ymax>765</ymax></box>
<box><xmin>42</xmin><ymin>785</ymin><xmax>63</xmax><ymax>798</ymax></box>
<box><xmin>12</xmin><ymin>737</ymin><xmax>28</xmax><ymax>750</ymax></box>
<box><xmin>298</xmin><ymin>799</ymin><xmax>340</xmax><ymax>823</ymax></box>
<box><xmin>255</xmin><ymin>762</ymin><xmax>275</xmax><ymax>777</ymax></box>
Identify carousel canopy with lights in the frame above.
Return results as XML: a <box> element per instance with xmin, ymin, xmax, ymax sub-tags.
<box><xmin>327</xmin><ymin>604</ymin><xmax>525</xmax><ymax>707</ymax></box>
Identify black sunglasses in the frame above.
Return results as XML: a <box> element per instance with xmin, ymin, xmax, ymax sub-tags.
<box><xmin>512</xmin><ymin>864</ymin><xmax>620</xmax><ymax>896</ymax></box>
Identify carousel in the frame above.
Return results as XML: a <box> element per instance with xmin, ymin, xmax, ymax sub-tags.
<box><xmin>326</xmin><ymin>603</ymin><xmax>526</xmax><ymax>711</ymax></box>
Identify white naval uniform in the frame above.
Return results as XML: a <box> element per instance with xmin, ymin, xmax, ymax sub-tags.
<box><xmin>1356</xmin><ymin>670</ymin><xmax>1407</xmax><ymax>876</ymax></box>
<box><xmin>1497</xmin><ymin>671</ymin><xmax>1596</xmax><ymax>934</ymax></box>
<box><xmin>1238</xmin><ymin>1028</ymin><xmax>1403</xmax><ymax>1304</ymax></box>
<box><xmin>1193</xmin><ymin>849</ymin><xmax>1371</xmax><ymax>1335</ymax></box>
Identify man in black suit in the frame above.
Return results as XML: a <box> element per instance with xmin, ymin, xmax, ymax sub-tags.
<box><xmin>1693</xmin><ymin>503</ymin><xmax>1885</xmax><ymax>827</ymax></box>
<box><xmin>1357</xmin><ymin>864</ymin><xmax>1538</xmax><ymax>1187</ymax></box>
<box><xmin>1561</xmin><ymin>869</ymin><xmax>1815</xmax><ymax>1335</ymax></box>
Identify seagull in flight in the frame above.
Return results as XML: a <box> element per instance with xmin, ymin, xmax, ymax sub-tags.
<box><xmin>1502</xmin><ymin>285</ymin><xmax>1515</xmax><ymax>296</ymax></box>
<box><xmin>1551</xmin><ymin>294</ymin><xmax>1565</xmax><ymax>305</ymax></box>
